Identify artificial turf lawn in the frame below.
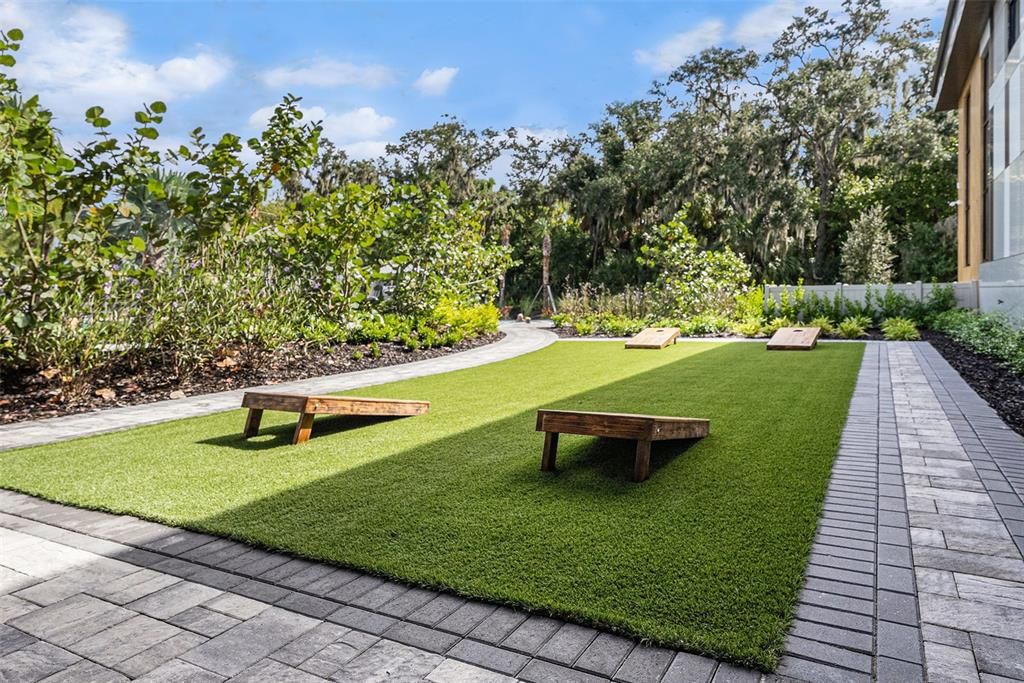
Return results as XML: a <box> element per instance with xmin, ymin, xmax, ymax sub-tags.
<box><xmin>0</xmin><ymin>341</ymin><xmax>863</xmax><ymax>669</ymax></box>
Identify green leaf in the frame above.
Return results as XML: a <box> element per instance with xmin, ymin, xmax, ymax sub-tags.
<box><xmin>0</xmin><ymin>55</ymin><xmax>15</xmax><ymax>67</ymax></box>
<box><xmin>85</xmin><ymin>106</ymin><xmax>103</xmax><ymax>120</ymax></box>
<box><xmin>93</xmin><ymin>117</ymin><xmax>111</xmax><ymax>128</ymax></box>
<box><xmin>150</xmin><ymin>101</ymin><xmax>167</xmax><ymax>114</ymax></box>
<box><xmin>135</xmin><ymin>111</ymin><xmax>150</xmax><ymax>124</ymax></box>
<box><xmin>131</xmin><ymin>236</ymin><xmax>146</xmax><ymax>252</ymax></box>
<box><xmin>138</xmin><ymin>127</ymin><xmax>159</xmax><ymax>140</ymax></box>
<box><xmin>8</xmin><ymin>28</ymin><xmax>24</xmax><ymax>41</ymax></box>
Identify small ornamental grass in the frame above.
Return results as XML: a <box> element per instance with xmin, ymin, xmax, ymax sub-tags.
<box><xmin>881</xmin><ymin>317</ymin><xmax>920</xmax><ymax>341</ymax></box>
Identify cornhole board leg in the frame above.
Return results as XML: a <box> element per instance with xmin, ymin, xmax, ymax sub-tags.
<box><xmin>292</xmin><ymin>413</ymin><xmax>315</xmax><ymax>445</ymax></box>
<box><xmin>541</xmin><ymin>432</ymin><xmax>559</xmax><ymax>472</ymax></box>
<box><xmin>243</xmin><ymin>408</ymin><xmax>264</xmax><ymax>438</ymax></box>
<box><xmin>634</xmin><ymin>439</ymin><xmax>652</xmax><ymax>482</ymax></box>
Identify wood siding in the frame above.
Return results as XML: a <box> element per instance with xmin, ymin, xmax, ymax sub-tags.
<box><xmin>958</xmin><ymin>56</ymin><xmax>985</xmax><ymax>282</ymax></box>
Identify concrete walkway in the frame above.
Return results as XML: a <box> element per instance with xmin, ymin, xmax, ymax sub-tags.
<box><xmin>1</xmin><ymin>340</ymin><xmax>1022</xmax><ymax>682</ymax></box>
<box><xmin>0</xmin><ymin>322</ymin><xmax>558</xmax><ymax>453</ymax></box>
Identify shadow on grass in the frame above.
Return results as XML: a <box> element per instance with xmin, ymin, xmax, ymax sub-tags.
<box><xmin>198</xmin><ymin>414</ymin><xmax>410</xmax><ymax>450</ymax></box>
<box><xmin>545</xmin><ymin>435</ymin><xmax>700</xmax><ymax>482</ymax></box>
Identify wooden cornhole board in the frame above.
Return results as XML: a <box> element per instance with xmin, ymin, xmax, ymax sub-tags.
<box><xmin>625</xmin><ymin>327</ymin><xmax>680</xmax><ymax>349</ymax></box>
<box><xmin>536</xmin><ymin>409</ymin><xmax>709</xmax><ymax>482</ymax></box>
<box><xmin>766</xmin><ymin>326</ymin><xmax>821</xmax><ymax>351</ymax></box>
<box><xmin>241</xmin><ymin>392</ymin><xmax>429</xmax><ymax>445</ymax></box>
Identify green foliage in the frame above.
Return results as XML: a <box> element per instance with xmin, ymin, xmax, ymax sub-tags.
<box><xmin>837</xmin><ymin>317</ymin><xmax>868</xmax><ymax>339</ymax></box>
<box><xmin>809</xmin><ymin>316</ymin><xmax>834</xmax><ymax>335</ymax></box>
<box><xmin>733</xmin><ymin>319</ymin><xmax>766</xmax><ymax>338</ymax></box>
<box><xmin>881</xmin><ymin>317</ymin><xmax>920</xmax><ymax>341</ymax></box>
<box><xmin>639</xmin><ymin>208</ymin><xmax>751</xmax><ymax>318</ymax></box>
<box><xmin>352</xmin><ymin>302</ymin><xmax>498</xmax><ymax>349</ymax></box>
<box><xmin>0</xmin><ymin>30</ymin><xmax>506</xmax><ymax>386</ymax></box>
<box><xmin>930</xmin><ymin>310</ymin><xmax>1024</xmax><ymax>374</ymax></box>
<box><xmin>762</xmin><ymin>317</ymin><xmax>793</xmax><ymax>336</ymax></box>
<box><xmin>733</xmin><ymin>287</ymin><xmax>765</xmax><ymax>322</ymax></box>
<box><xmin>841</xmin><ymin>205</ymin><xmax>896</xmax><ymax>284</ymax></box>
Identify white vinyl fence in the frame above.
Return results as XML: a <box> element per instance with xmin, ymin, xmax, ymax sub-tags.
<box><xmin>763</xmin><ymin>282</ymin><xmax>980</xmax><ymax>314</ymax></box>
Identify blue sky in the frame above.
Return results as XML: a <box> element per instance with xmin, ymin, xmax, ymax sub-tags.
<box><xmin>0</xmin><ymin>0</ymin><xmax>946</xmax><ymax>161</ymax></box>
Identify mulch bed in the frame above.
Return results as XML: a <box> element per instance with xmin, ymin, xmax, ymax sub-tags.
<box><xmin>0</xmin><ymin>334</ymin><xmax>502</xmax><ymax>425</ymax></box>
<box><xmin>922</xmin><ymin>330</ymin><xmax>1024</xmax><ymax>437</ymax></box>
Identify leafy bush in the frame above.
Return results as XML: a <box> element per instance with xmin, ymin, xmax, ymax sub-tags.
<box><xmin>733</xmin><ymin>319</ymin><xmax>765</xmax><ymax>338</ymax></box>
<box><xmin>881</xmin><ymin>317</ymin><xmax>920</xmax><ymax>341</ymax></box>
<box><xmin>678</xmin><ymin>315</ymin><xmax>731</xmax><ymax>336</ymax></box>
<box><xmin>639</xmin><ymin>208</ymin><xmax>751</xmax><ymax>319</ymax></box>
<box><xmin>837</xmin><ymin>318</ymin><xmax>868</xmax><ymax>339</ymax></box>
<box><xmin>809</xmin><ymin>317</ymin><xmax>834</xmax><ymax>335</ymax></box>
<box><xmin>930</xmin><ymin>310</ymin><xmax>1024</xmax><ymax>374</ymax></box>
<box><xmin>762</xmin><ymin>317</ymin><xmax>793</xmax><ymax>336</ymax></box>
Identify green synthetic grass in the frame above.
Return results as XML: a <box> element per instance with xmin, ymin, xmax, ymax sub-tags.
<box><xmin>0</xmin><ymin>341</ymin><xmax>863</xmax><ymax>669</ymax></box>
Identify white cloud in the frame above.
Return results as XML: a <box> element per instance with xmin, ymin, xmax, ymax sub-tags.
<box><xmin>634</xmin><ymin>19</ymin><xmax>725</xmax><ymax>72</ymax></box>
<box><xmin>0</xmin><ymin>0</ymin><xmax>231</xmax><ymax>122</ymax></box>
<box><xmin>413</xmin><ymin>66</ymin><xmax>459</xmax><ymax>96</ymax></box>
<box><xmin>731</xmin><ymin>0</ymin><xmax>803</xmax><ymax>49</ymax></box>
<box><xmin>732</xmin><ymin>0</ymin><xmax>946</xmax><ymax>49</ymax></box>
<box><xmin>261</xmin><ymin>57</ymin><xmax>395</xmax><ymax>89</ymax></box>
<box><xmin>342</xmin><ymin>140</ymin><xmax>390</xmax><ymax>160</ymax></box>
<box><xmin>248</xmin><ymin>104</ymin><xmax>395</xmax><ymax>150</ymax></box>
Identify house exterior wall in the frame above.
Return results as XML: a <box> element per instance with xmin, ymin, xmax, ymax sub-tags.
<box><xmin>939</xmin><ymin>0</ymin><xmax>1023</xmax><ymax>318</ymax></box>
<box><xmin>981</xmin><ymin>0</ymin><xmax>1023</xmax><ymax>316</ymax></box>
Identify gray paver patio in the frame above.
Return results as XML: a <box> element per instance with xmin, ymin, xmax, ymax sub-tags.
<box><xmin>1</xmin><ymin>338</ymin><xmax>1022</xmax><ymax>681</ymax></box>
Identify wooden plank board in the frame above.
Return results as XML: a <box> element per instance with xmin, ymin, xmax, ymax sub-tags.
<box><xmin>766</xmin><ymin>326</ymin><xmax>821</xmax><ymax>351</ymax></box>
<box><xmin>241</xmin><ymin>392</ymin><xmax>429</xmax><ymax>445</ymax></box>
<box><xmin>242</xmin><ymin>392</ymin><xmax>429</xmax><ymax>416</ymax></box>
<box><xmin>536</xmin><ymin>409</ymin><xmax>709</xmax><ymax>441</ymax></box>
<box><xmin>625</xmin><ymin>327</ymin><xmax>680</xmax><ymax>349</ymax></box>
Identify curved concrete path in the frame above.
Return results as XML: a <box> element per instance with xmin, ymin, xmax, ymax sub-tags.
<box><xmin>0</xmin><ymin>322</ymin><xmax>557</xmax><ymax>453</ymax></box>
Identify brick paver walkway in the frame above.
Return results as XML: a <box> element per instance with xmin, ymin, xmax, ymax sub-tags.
<box><xmin>2</xmin><ymin>340</ymin><xmax>1022</xmax><ymax>682</ymax></box>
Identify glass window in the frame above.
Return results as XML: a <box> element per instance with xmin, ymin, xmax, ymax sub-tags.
<box><xmin>1010</xmin><ymin>0</ymin><xmax>1020</xmax><ymax>52</ymax></box>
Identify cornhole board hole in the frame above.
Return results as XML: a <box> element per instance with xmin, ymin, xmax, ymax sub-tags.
<box><xmin>241</xmin><ymin>392</ymin><xmax>429</xmax><ymax>445</ymax></box>
<box><xmin>536</xmin><ymin>409</ymin><xmax>710</xmax><ymax>482</ymax></box>
<box><xmin>625</xmin><ymin>327</ymin><xmax>680</xmax><ymax>349</ymax></box>
<box><xmin>766</xmin><ymin>326</ymin><xmax>821</xmax><ymax>351</ymax></box>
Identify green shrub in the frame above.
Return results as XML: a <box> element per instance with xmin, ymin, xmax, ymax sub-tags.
<box><xmin>809</xmin><ymin>316</ymin><xmax>834</xmax><ymax>335</ymax></box>
<box><xmin>762</xmin><ymin>317</ymin><xmax>792</xmax><ymax>336</ymax></box>
<box><xmin>930</xmin><ymin>310</ymin><xmax>1024</xmax><ymax>373</ymax></box>
<box><xmin>837</xmin><ymin>318</ymin><xmax>867</xmax><ymax>339</ymax></box>
<box><xmin>678</xmin><ymin>315</ymin><xmax>730</xmax><ymax>336</ymax></box>
<box><xmin>881</xmin><ymin>317</ymin><xmax>920</xmax><ymax>341</ymax></box>
<box><xmin>733</xmin><ymin>319</ymin><xmax>765</xmax><ymax>338</ymax></box>
<box><xmin>849</xmin><ymin>314</ymin><xmax>873</xmax><ymax>330</ymax></box>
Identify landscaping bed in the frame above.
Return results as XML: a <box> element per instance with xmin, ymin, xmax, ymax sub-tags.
<box><xmin>924</xmin><ymin>330</ymin><xmax>1024</xmax><ymax>437</ymax></box>
<box><xmin>0</xmin><ymin>334</ymin><xmax>501</xmax><ymax>424</ymax></box>
<box><xmin>0</xmin><ymin>341</ymin><xmax>863</xmax><ymax>669</ymax></box>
